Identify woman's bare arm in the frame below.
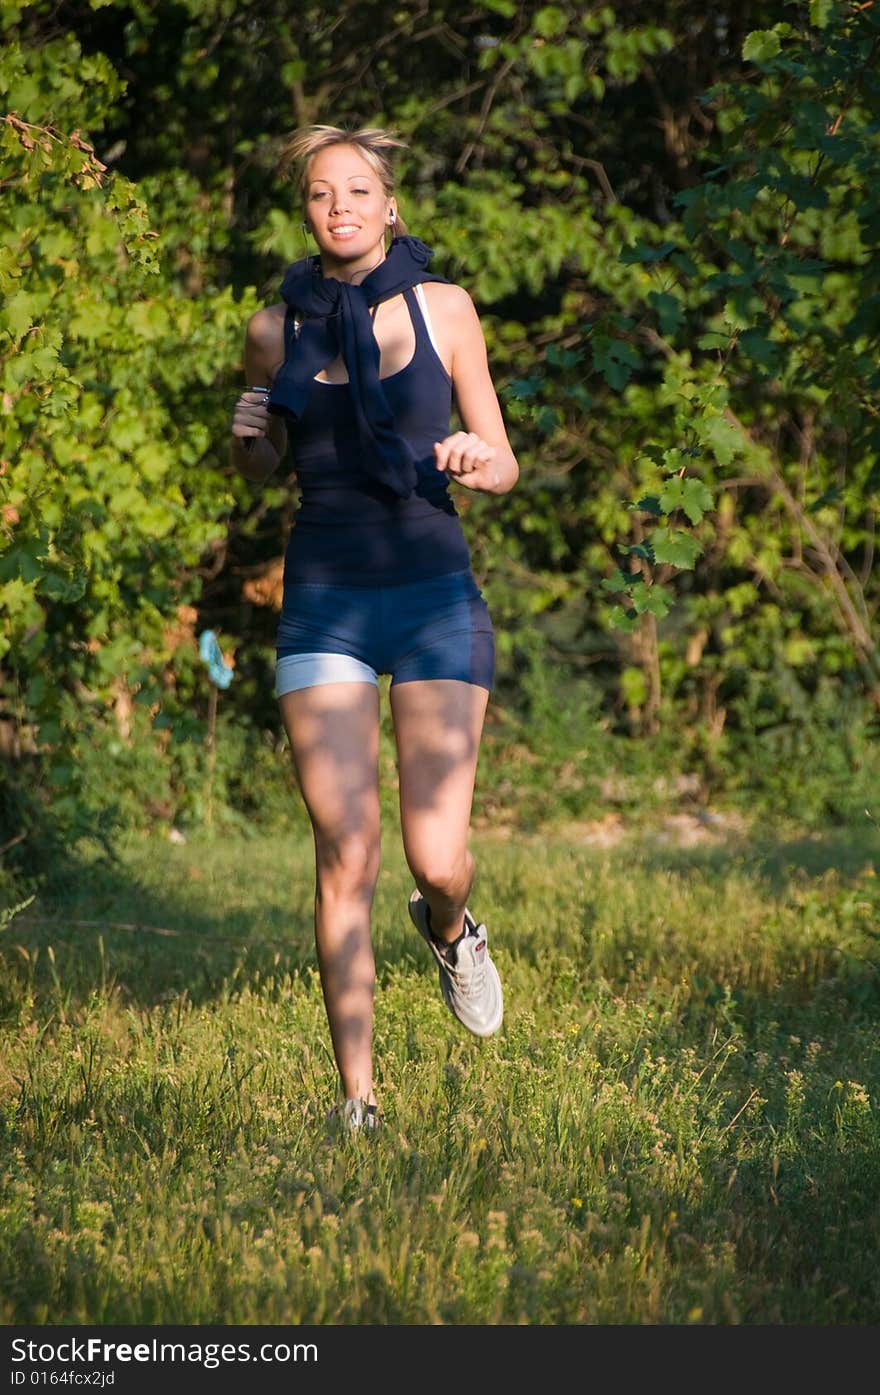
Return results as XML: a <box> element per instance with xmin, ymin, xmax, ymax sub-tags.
<box><xmin>426</xmin><ymin>283</ymin><xmax>519</xmax><ymax>495</ymax></box>
<box><xmin>231</xmin><ymin>304</ymin><xmax>289</xmax><ymax>483</ymax></box>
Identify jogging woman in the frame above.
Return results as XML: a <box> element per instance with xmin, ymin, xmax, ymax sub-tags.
<box><xmin>230</xmin><ymin>125</ymin><xmax>519</xmax><ymax>1131</ymax></box>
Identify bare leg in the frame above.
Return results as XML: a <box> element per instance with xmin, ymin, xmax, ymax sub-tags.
<box><xmin>390</xmin><ymin>679</ymin><xmax>489</xmax><ymax>944</ymax></box>
<box><xmin>279</xmin><ymin>682</ymin><xmax>381</xmax><ymax>1105</ymax></box>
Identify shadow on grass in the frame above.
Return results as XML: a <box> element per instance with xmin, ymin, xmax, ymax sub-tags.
<box><xmin>3</xmin><ymin>828</ymin><xmax>432</xmax><ymax>1014</ymax></box>
<box><xmin>708</xmin><ymin>1136</ymin><xmax>880</xmax><ymax>1323</ymax></box>
<box><xmin>3</xmin><ymin>817</ymin><xmax>879</xmax><ymax>1016</ymax></box>
<box><xmin>629</xmin><ymin>819</ymin><xmax>879</xmax><ymax>888</ymax></box>
<box><xmin>4</xmin><ymin>837</ymin><xmax>318</xmax><ymax>1012</ymax></box>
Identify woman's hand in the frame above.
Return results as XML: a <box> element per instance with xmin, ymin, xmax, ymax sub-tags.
<box><xmin>434</xmin><ymin>431</ymin><xmax>504</xmax><ymax>493</ymax></box>
<box><xmin>231</xmin><ymin>383</ymin><xmax>286</xmax><ymax>482</ymax></box>
<box><xmin>232</xmin><ymin>387</ymin><xmax>271</xmax><ymax>443</ymax></box>
<box><xmin>421</xmin><ymin>283</ymin><xmax>518</xmax><ymax>495</ymax></box>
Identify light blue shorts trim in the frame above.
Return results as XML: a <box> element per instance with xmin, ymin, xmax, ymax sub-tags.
<box><xmin>275</xmin><ymin>651</ymin><xmax>379</xmax><ymax>697</ymax></box>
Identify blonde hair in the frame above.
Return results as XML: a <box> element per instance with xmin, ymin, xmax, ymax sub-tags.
<box><xmin>278</xmin><ymin>124</ymin><xmax>410</xmax><ymax>235</ymax></box>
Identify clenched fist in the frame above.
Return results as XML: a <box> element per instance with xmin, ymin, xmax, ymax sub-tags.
<box><xmin>232</xmin><ymin>387</ymin><xmax>271</xmax><ymax>444</ymax></box>
<box><xmin>433</xmin><ymin>431</ymin><xmax>502</xmax><ymax>492</ymax></box>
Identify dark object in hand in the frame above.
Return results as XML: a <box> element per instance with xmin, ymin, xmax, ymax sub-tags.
<box><xmin>243</xmin><ymin>386</ymin><xmax>270</xmax><ymax>451</ymax></box>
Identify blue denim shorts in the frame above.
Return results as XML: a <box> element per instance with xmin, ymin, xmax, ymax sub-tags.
<box><xmin>275</xmin><ymin>569</ymin><xmax>495</xmax><ymax>696</ymax></box>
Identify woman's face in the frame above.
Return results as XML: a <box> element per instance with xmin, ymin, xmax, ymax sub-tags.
<box><xmin>304</xmin><ymin>144</ymin><xmax>394</xmax><ymax>270</ymax></box>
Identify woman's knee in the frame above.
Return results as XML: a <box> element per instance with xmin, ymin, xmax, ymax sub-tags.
<box><xmin>408</xmin><ymin>845</ymin><xmax>474</xmax><ymax>901</ymax></box>
<box><xmin>315</xmin><ymin>829</ymin><xmax>381</xmax><ymax>899</ymax></box>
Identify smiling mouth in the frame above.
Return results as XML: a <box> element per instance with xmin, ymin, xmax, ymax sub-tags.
<box><xmin>329</xmin><ymin>225</ymin><xmax>361</xmax><ymax>238</ymax></box>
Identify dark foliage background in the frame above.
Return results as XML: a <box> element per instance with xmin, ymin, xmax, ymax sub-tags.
<box><xmin>2</xmin><ymin>0</ymin><xmax>879</xmax><ymax>874</ymax></box>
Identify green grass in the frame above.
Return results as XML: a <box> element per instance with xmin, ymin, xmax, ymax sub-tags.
<box><xmin>1</xmin><ymin>816</ymin><xmax>880</xmax><ymax>1324</ymax></box>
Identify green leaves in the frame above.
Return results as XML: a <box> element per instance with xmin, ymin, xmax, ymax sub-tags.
<box><xmin>604</xmin><ymin>575</ymin><xmax>672</xmax><ymax>619</ymax></box>
<box><xmin>742</xmin><ymin>29</ymin><xmax>782</xmax><ymax>64</ymax></box>
<box><xmin>533</xmin><ymin>6</ymin><xmax>567</xmax><ymax>39</ymax></box>
<box><xmin>2</xmin><ymin>290</ymin><xmax>35</xmax><ymax>341</ymax></box>
<box><xmin>809</xmin><ymin>0</ymin><xmax>835</xmax><ymax>27</ymax></box>
<box><xmin>607</xmin><ymin>454</ymin><xmax>711</xmax><ymax>631</ymax></box>
<box><xmin>619</xmin><ymin>240</ymin><xmax>677</xmax><ymax>265</ymax></box>
<box><xmin>697</xmin><ymin>414</ymin><xmax>743</xmax><ymax>469</ymax></box>
<box><xmin>0</xmin><ymin>86</ymin><xmax>261</xmax><ymax>771</ymax></box>
<box><xmin>0</xmin><ymin>539</ymin><xmax>46</xmax><ymax>585</ymax></box>
<box><xmin>649</xmin><ymin>527</ymin><xmax>703</xmax><ymax>570</ymax></box>
<box><xmin>658</xmin><ymin>476</ymin><xmax>714</xmax><ymax>525</ymax></box>
<box><xmin>590</xmin><ymin>333</ymin><xmax>641</xmax><ymax>390</ymax></box>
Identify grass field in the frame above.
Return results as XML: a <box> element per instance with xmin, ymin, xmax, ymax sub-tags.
<box><xmin>1</xmin><ymin>813</ymin><xmax>879</xmax><ymax>1324</ymax></box>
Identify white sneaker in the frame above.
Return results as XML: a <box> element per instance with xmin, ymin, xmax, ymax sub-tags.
<box><xmin>408</xmin><ymin>890</ymin><xmax>503</xmax><ymax>1037</ymax></box>
<box><xmin>326</xmin><ymin>1099</ymin><xmax>380</xmax><ymax>1134</ymax></box>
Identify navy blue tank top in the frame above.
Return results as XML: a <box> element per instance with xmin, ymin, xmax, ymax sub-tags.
<box><xmin>280</xmin><ymin>286</ymin><xmax>471</xmax><ymax>586</ymax></box>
